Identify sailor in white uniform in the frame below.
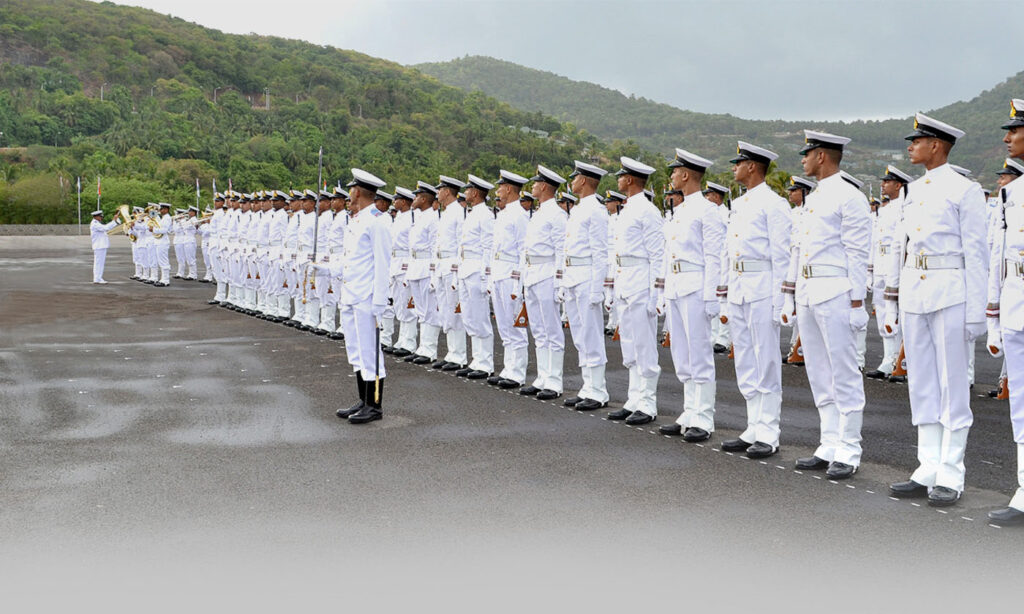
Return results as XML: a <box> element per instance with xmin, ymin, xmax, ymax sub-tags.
<box><xmin>455</xmin><ymin>175</ymin><xmax>496</xmax><ymax>379</ymax></box>
<box><xmin>704</xmin><ymin>182</ymin><xmax>733</xmax><ymax>354</ymax></box>
<box><xmin>606</xmin><ymin>157</ymin><xmax>664</xmax><ymax>425</ymax></box>
<box><xmin>89</xmin><ymin>208</ymin><xmax>122</xmax><ymax>283</ymax></box>
<box><xmin>781</xmin><ymin>130</ymin><xmax>872</xmax><ymax>479</ymax></box>
<box><xmin>488</xmin><ymin>170</ymin><xmax>531</xmax><ymax>389</ymax></box>
<box><xmin>385</xmin><ymin>186</ymin><xmax>418</xmax><ymax>356</ymax></box>
<box><xmin>432</xmin><ymin>176</ymin><xmax>469</xmax><ymax>371</ymax></box>
<box><xmin>719</xmin><ymin>142</ymin><xmax>791</xmax><ymax>459</ymax></box>
<box><xmin>656</xmin><ymin>149</ymin><xmax>725</xmax><ymax>441</ymax></box>
<box><xmin>404</xmin><ymin>182</ymin><xmax>443</xmax><ymax>365</ymax></box>
<box><xmin>885</xmin><ymin>113</ymin><xmax>988</xmax><ymax>506</ymax></box>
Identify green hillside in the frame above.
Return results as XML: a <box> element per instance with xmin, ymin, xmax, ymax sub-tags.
<box><xmin>0</xmin><ymin>0</ymin><xmax>612</xmax><ymax>222</ymax></box>
<box><xmin>416</xmin><ymin>56</ymin><xmax>1024</xmax><ymax>185</ymax></box>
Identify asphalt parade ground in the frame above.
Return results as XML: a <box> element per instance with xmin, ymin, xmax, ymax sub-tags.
<box><xmin>1</xmin><ymin>236</ymin><xmax>1020</xmax><ymax>611</ymax></box>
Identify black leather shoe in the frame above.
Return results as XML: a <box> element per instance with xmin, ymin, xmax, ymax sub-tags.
<box><xmin>381</xmin><ymin>345</ymin><xmax>395</xmax><ymax>354</ymax></box>
<box><xmin>720</xmin><ymin>438</ymin><xmax>752</xmax><ymax>452</ymax></box>
<box><xmin>486</xmin><ymin>376</ymin><xmax>502</xmax><ymax>386</ymax></box>
<box><xmin>865</xmin><ymin>369</ymin><xmax>887</xmax><ymax>380</ymax></box>
<box><xmin>795</xmin><ymin>456</ymin><xmax>830</xmax><ymax>470</ymax></box>
<box><xmin>298</xmin><ymin>325</ymin><xmax>312</xmax><ymax>332</ymax></box>
<box><xmin>412</xmin><ymin>355</ymin><xmax>432</xmax><ymax>365</ymax></box>
<box><xmin>336</xmin><ymin>402</ymin><xmax>364</xmax><ymax>419</ymax></box>
<box><xmin>283</xmin><ymin>319</ymin><xmax>298</xmax><ymax>327</ymax></box>
<box><xmin>442</xmin><ymin>362</ymin><xmax>463</xmax><ymax>372</ymax></box>
<box><xmin>348</xmin><ymin>406</ymin><xmax>382</xmax><ymax>424</ymax></box>
<box><xmin>682</xmin><ymin>427</ymin><xmax>711</xmax><ymax>442</ymax></box>
<box><xmin>888</xmin><ymin>374</ymin><xmax>906</xmax><ymax>383</ymax></box>
<box><xmin>404</xmin><ymin>354</ymin><xmax>421</xmax><ymax>362</ymax></box>
<box><xmin>207</xmin><ymin>300</ymin><xmax>219</xmax><ymax>305</ymax></box>
<box><xmin>574</xmin><ymin>398</ymin><xmax>606</xmax><ymax>411</ymax></box>
<box><xmin>173</xmin><ymin>275</ymin><xmax>182</xmax><ymax>279</ymax></box>
<box><xmin>607</xmin><ymin>408</ymin><xmax>631</xmax><ymax>420</ymax></box>
<box><xmin>988</xmin><ymin>507</ymin><xmax>1024</xmax><ymax>526</ymax></box>
<box><xmin>826</xmin><ymin>462</ymin><xmax>857</xmax><ymax>480</ymax></box>
<box><xmin>659</xmin><ymin>423</ymin><xmax>682</xmax><ymax>436</ymax></box>
<box><xmin>497</xmin><ymin>379</ymin><xmax>521</xmax><ymax>389</ymax></box>
<box><xmin>466</xmin><ymin>370</ymin><xmax>488</xmax><ymax>380</ymax></box>
<box><xmin>927</xmin><ymin>486</ymin><xmax>961</xmax><ymax>507</ymax></box>
<box><xmin>746</xmin><ymin>441</ymin><xmax>777</xmax><ymax>458</ymax></box>
<box><xmin>625</xmin><ymin>411</ymin><xmax>654</xmax><ymax>426</ymax></box>
<box><xmin>889</xmin><ymin>480</ymin><xmax>928</xmax><ymax>498</ymax></box>
<box><xmin>392</xmin><ymin>348</ymin><xmax>412</xmax><ymax>358</ymax></box>
<box><xmin>519</xmin><ymin>386</ymin><xmax>540</xmax><ymax>396</ymax></box>
<box><xmin>313</xmin><ymin>329</ymin><xmax>328</xmax><ymax>336</ymax></box>
<box><xmin>431</xmin><ymin>360</ymin><xmax>447</xmax><ymax>369</ymax></box>
<box><xmin>713</xmin><ymin>344</ymin><xmax>728</xmax><ymax>354</ymax></box>
<box><xmin>455</xmin><ymin>367</ymin><xmax>473</xmax><ymax>377</ymax></box>
<box><xmin>328</xmin><ymin>333</ymin><xmax>345</xmax><ymax>340</ymax></box>
<box><xmin>563</xmin><ymin>396</ymin><xmax>582</xmax><ymax>407</ymax></box>
<box><xmin>536</xmin><ymin>389</ymin><xmax>561</xmax><ymax>401</ymax></box>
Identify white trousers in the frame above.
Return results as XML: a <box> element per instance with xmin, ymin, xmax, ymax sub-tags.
<box><xmin>179</xmin><ymin>241</ymin><xmax>197</xmax><ymax>277</ymax></box>
<box><xmin>797</xmin><ymin>293</ymin><xmax>866</xmax><ymax>466</ymax></box>
<box><xmin>492</xmin><ymin>277</ymin><xmax>529</xmax><ymax>384</ymax></box>
<box><xmin>340</xmin><ymin>303</ymin><xmax>385</xmax><ymax>380</ymax></box>
<box><xmin>565</xmin><ymin>282</ymin><xmax>608</xmax><ymax>402</ymax></box>
<box><xmin>92</xmin><ymin>248</ymin><xmax>107</xmax><ymax>282</ymax></box>
<box><xmin>616</xmin><ymin>290</ymin><xmax>660</xmax><ymax>416</ymax></box>
<box><xmin>155</xmin><ymin>242</ymin><xmax>170</xmax><ymax>283</ymax></box>
<box><xmin>873</xmin><ymin>293</ymin><xmax>902</xmax><ymax>373</ymax></box>
<box><xmin>458</xmin><ymin>272</ymin><xmax>494</xmax><ymax>372</ymax></box>
<box><xmin>666</xmin><ymin>293</ymin><xmax>716</xmax><ymax>431</ymax></box>
<box><xmin>712</xmin><ymin>315</ymin><xmax>730</xmax><ymax>347</ymax></box>
<box><xmin>902</xmin><ymin>303</ymin><xmax>973</xmax><ymax>431</ymax></box>
<box><xmin>1002</xmin><ymin>327</ymin><xmax>1024</xmax><ymax>443</ymax></box>
<box><xmin>729</xmin><ymin>297</ymin><xmax>782</xmax><ymax>447</ymax></box>
<box><xmin>526</xmin><ymin>278</ymin><xmax>565</xmax><ymax>391</ymax></box>
<box><xmin>437</xmin><ymin>272</ymin><xmax>466</xmax><ymax>364</ymax></box>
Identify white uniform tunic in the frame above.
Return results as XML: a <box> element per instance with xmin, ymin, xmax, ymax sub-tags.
<box><xmin>988</xmin><ymin>176</ymin><xmax>1024</xmax><ymax>510</ymax></box>
<box><xmin>787</xmin><ymin>173</ymin><xmax>871</xmax><ymax>466</ymax></box>
<box><xmin>154</xmin><ymin>213</ymin><xmax>172</xmax><ymax>281</ymax></box>
<box><xmin>389</xmin><ymin>209</ymin><xmax>415</xmax><ymax>322</ymax></box>
<box><xmin>613</xmin><ymin>191</ymin><xmax>664</xmax><ymax>416</ymax></box>
<box><xmin>887</xmin><ymin>163</ymin><xmax>987</xmax><ymax>493</ymax></box>
<box><xmin>661</xmin><ymin>191</ymin><xmax>725</xmax><ymax>430</ymax></box>
<box><xmin>435</xmin><ymin>202</ymin><xmax>466</xmax><ymax>337</ymax></box>
<box><xmin>724</xmin><ymin>182</ymin><xmax>791</xmax><ymax>447</ymax></box>
<box><xmin>491</xmin><ymin>201</ymin><xmax>530</xmax><ymax>383</ymax></box>
<box><xmin>561</xmin><ymin>194</ymin><xmax>609</xmax><ymax>368</ymax></box>
<box><xmin>339</xmin><ymin>207</ymin><xmax>393</xmax><ymax>380</ymax></box>
<box><xmin>458</xmin><ymin>201</ymin><xmax>495</xmax><ymax>372</ymax></box>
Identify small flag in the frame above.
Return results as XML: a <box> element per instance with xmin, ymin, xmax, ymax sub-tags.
<box><xmin>97</xmin><ymin>176</ymin><xmax>101</xmax><ymax>196</ymax></box>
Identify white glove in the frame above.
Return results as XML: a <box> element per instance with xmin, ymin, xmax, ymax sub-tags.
<box><xmin>718</xmin><ymin>297</ymin><xmax>729</xmax><ymax>324</ymax></box>
<box><xmin>965</xmin><ymin>321</ymin><xmax>986</xmax><ymax>342</ymax></box>
<box><xmin>849</xmin><ymin>305</ymin><xmax>869</xmax><ymax>332</ymax></box>
<box><xmin>779</xmin><ymin>294</ymin><xmax>795</xmax><ymax>327</ymax></box>
<box><xmin>987</xmin><ymin>319</ymin><xmax>1003</xmax><ymax>358</ymax></box>
<box><xmin>371</xmin><ymin>302</ymin><xmax>387</xmax><ymax>319</ymax></box>
<box><xmin>646</xmin><ymin>292</ymin><xmax>659</xmax><ymax>317</ymax></box>
<box><xmin>655</xmin><ymin>289</ymin><xmax>666</xmax><ymax>316</ymax></box>
<box><xmin>603</xmin><ymin>287</ymin><xmax>614</xmax><ymax>312</ymax></box>
<box><xmin>704</xmin><ymin>300</ymin><xmax>719</xmax><ymax>320</ymax></box>
<box><xmin>556</xmin><ymin>286</ymin><xmax>567</xmax><ymax>304</ymax></box>
<box><xmin>881</xmin><ymin>300</ymin><xmax>899</xmax><ymax>337</ymax></box>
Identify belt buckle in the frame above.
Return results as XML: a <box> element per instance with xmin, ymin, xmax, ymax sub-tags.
<box><xmin>801</xmin><ymin>264</ymin><xmax>811</xmax><ymax>279</ymax></box>
<box><xmin>615</xmin><ymin>255</ymin><xmax>622</xmax><ymax>266</ymax></box>
<box><xmin>671</xmin><ymin>262</ymin><xmax>679</xmax><ymax>274</ymax></box>
<box><xmin>565</xmin><ymin>256</ymin><xmax>572</xmax><ymax>267</ymax></box>
<box><xmin>1016</xmin><ymin>262</ymin><xmax>1024</xmax><ymax>277</ymax></box>
<box><xmin>733</xmin><ymin>261</ymin><xmax>743</xmax><ymax>273</ymax></box>
<box><xmin>915</xmin><ymin>254</ymin><xmax>927</xmax><ymax>270</ymax></box>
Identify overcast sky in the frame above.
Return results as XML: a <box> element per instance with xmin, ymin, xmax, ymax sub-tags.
<box><xmin>108</xmin><ymin>0</ymin><xmax>1018</xmax><ymax>121</ymax></box>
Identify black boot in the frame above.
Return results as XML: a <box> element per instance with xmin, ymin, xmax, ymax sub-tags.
<box><xmin>336</xmin><ymin>372</ymin><xmax>365</xmax><ymax>419</ymax></box>
<box><xmin>350</xmin><ymin>378</ymin><xmax>383</xmax><ymax>424</ymax></box>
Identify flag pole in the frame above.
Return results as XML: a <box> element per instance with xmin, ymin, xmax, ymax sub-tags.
<box><xmin>76</xmin><ymin>176</ymin><xmax>82</xmax><ymax>235</ymax></box>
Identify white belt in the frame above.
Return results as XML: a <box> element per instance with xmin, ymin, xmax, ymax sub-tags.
<box><xmin>526</xmin><ymin>254</ymin><xmax>554</xmax><ymax>265</ymax></box>
<box><xmin>330</xmin><ymin>247</ymin><xmax>344</xmax><ymax>254</ymax></box>
<box><xmin>412</xmin><ymin>250</ymin><xmax>433</xmax><ymax>260</ymax></box>
<box><xmin>800</xmin><ymin>264</ymin><xmax>847</xmax><ymax>278</ymax></box>
<box><xmin>460</xmin><ymin>249</ymin><xmax>483</xmax><ymax>260</ymax></box>
<box><xmin>565</xmin><ymin>256</ymin><xmax>592</xmax><ymax>267</ymax></box>
<box><xmin>906</xmin><ymin>254</ymin><xmax>964</xmax><ymax>270</ymax></box>
<box><xmin>732</xmin><ymin>259</ymin><xmax>770</xmax><ymax>272</ymax></box>
<box><xmin>616</xmin><ymin>255</ymin><xmax>646</xmax><ymax>267</ymax></box>
<box><xmin>437</xmin><ymin>250</ymin><xmax>457</xmax><ymax>259</ymax></box>
<box><xmin>1004</xmin><ymin>256</ymin><xmax>1024</xmax><ymax>278</ymax></box>
<box><xmin>393</xmin><ymin>249</ymin><xmax>409</xmax><ymax>258</ymax></box>
<box><xmin>493</xmin><ymin>252</ymin><xmax>519</xmax><ymax>264</ymax></box>
<box><xmin>670</xmin><ymin>259</ymin><xmax>702</xmax><ymax>273</ymax></box>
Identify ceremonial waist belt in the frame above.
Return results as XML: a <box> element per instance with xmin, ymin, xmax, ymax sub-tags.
<box><xmin>412</xmin><ymin>250</ymin><xmax>433</xmax><ymax>260</ymax></box>
<box><xmin>1006</xmin><ymin>259</ymin><xmax>1024</xmax><ymax>278</ymax></box>
<box><xmin>565</xmin><ymin>256</ymin><xmax>592</xmax><ymax>267</ymax></box>
<box><xmin>732</xmin><ymin>259</ymin><xmax>770</xmax><ymax>272</ymax></box>
<box><xmin>800</xmin><ymin>264</ymin><xmax>847</xmax><ymax>279</ymax></box>
<box><xmin>392</xmin><ymin>249</ymin><xmax>409</xmax><ymax>258</ymax></box>
<box><xmin>905</xmin><ymin>254</ymin><xmax>964</xmax><ymax>270</ymax></box>
<box><xmin>878</xmin><ymin>244</ymin><xmax>891</xmax><ymax>255</ymax></box>
<box><xmin>330</xmin><ymin>247</ymin><xmax>344</xmax><ymax>254</ymax></box>
<box><xmin>493</xmin><ymin>252</ymin><xmax>519</xmax><ymax>264</ymax></box>
<box><xmin>670</xmin><ymin>259</ymin><xmax>703</xmax><ymax>274</ymax></box>
<box><xmin>460</xmin><ymin>249</ymin><xmax>483</xmax><ymax>260</ymax></box>
<box><xmin>526</xmin><ymin>254</ymin><xmax>554</xmax><ymax>265</ymax></box>
<box><xmin>616</xmin><ymin>255</ymin><xmax>647</xmax><ymax>267</ymax></box>
<box><xmin>437</xmin><ymin>250</ymin><xmax>457</xmax><ymax>259</ymax></box>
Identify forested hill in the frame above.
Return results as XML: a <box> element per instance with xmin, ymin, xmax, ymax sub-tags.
<box><xmin>0</xmin><ymin>0</ymin><xmax>610</xmax><ymax>222</ymax></box>
<box><xmin>416</xmin><ymin>55</ymin><xmax>1024</xmax><ymax>184</ymax></box>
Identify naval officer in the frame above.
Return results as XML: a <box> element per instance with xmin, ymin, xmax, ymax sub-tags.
<box><xmin>89</xmin><ymin>208</ymin><xmax>122</xmax><ymax>284</ymax></box>
<box><xmin>488</xmin><ymin>170</ymin><xmax>531</xmax><ymax>389</ymax></box>
<box><xmin>885</xmin><ymin>113</ymin><xmax>987</xmax><ymax>506</ymax></box>
<box><xmin>782</xmin><ymin>130</ymin><xmax>872</xmax><ymax>479</ymax></box>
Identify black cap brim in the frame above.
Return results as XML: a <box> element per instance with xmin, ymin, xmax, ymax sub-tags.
<box><xmin>1001</xmin><ymin>119</ymin><xmax>1024</xmax><ymax>130</ymax></box>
